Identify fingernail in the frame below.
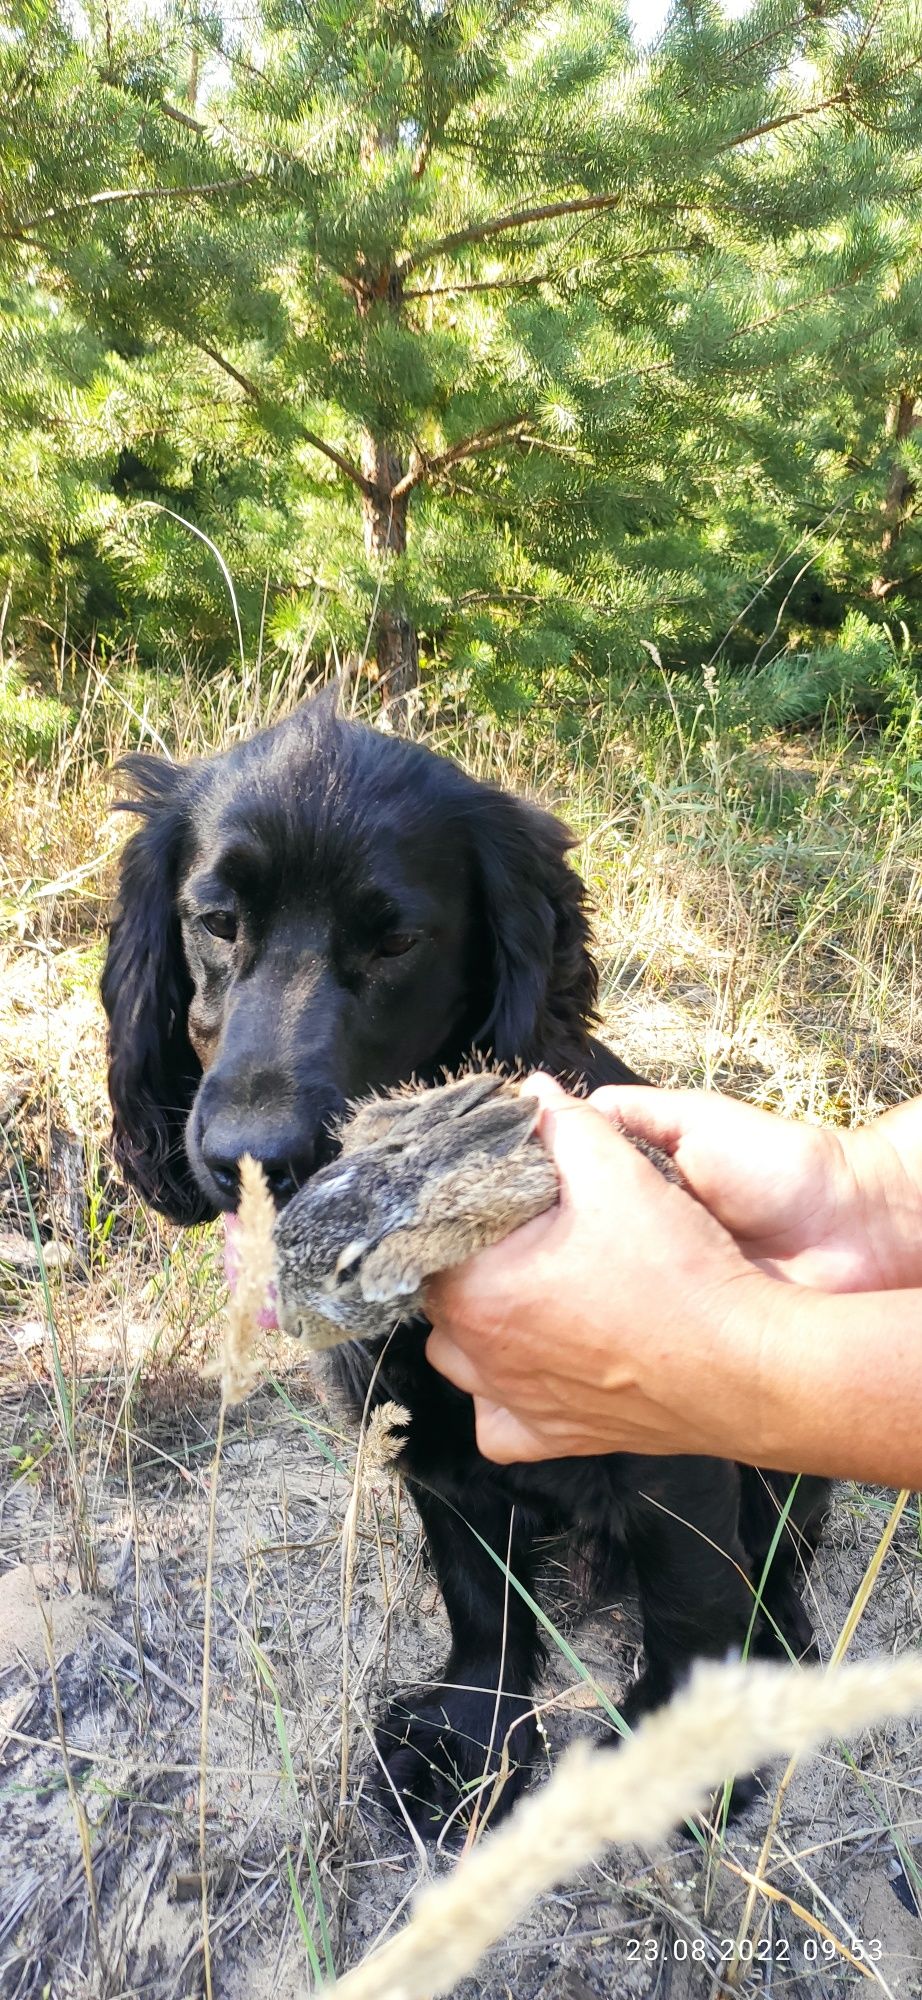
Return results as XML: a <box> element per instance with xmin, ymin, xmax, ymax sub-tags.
<box><xmin>521</xmin><ymin>1071</ymin><xmax>567</xmax><ymax>1107</ymax></box>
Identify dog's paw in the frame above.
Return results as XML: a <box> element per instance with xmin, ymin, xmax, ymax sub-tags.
<box><xmin>605</xmin><ymin>1682</ymin><xmax>763</xmax><ymax>1830</ymax></box>
<box><xmin>373</xmin><ymin>1684</ymin><xmax>538</xmax><ymax>1840</ymax></box>
<box><xmin>751</xmin><ymin>1591</ymin><xmax>820</xmax><ymax>1666</ymax></box>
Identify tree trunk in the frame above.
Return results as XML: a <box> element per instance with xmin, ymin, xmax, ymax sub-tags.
<box><xmin>360</xmin><ymin>430</ymin><xmax>419</xmax><ymax>724</ymax></box>
<box><xmin>871</xmin><ymin>390</ymin><xmax>919</xmax><ymax>598</ymax></box>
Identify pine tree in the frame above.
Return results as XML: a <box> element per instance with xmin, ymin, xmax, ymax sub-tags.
<box><xmin>4</xmin><ymin>0</ymin><xmax>922</xmax><ymax>712</ymax></box>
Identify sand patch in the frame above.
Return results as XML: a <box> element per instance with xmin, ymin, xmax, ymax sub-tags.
<box><xmin>0</xmin><ymin>1563</ymin><xmax>101</xmax><ymax>1673</ymax></box>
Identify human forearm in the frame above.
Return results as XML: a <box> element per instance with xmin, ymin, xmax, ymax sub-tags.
<box><xmin>736</xmin><ymin>1275</ymin><xmax>922</xmax><ymax>1487</ymax></box>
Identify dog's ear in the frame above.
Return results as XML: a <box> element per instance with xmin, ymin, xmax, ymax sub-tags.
<box><xmin>292</xmin><ymin>680</ymin><xmax>341</xmax><ymax>726</ymax></box>
<box><xmin>101</xmin><ymin>755</ymin><xmax>211</xmax><ymax>1224</ymax></box>
<box><xmin>471</xmin><ymin>789</ymin><xmax>598</xmax><ymax>1065</ymax></box>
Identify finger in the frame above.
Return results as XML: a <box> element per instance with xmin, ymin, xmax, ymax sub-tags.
<box><xmin>472</xmin><ymin>1399</ymin><xmax>547</xmax><ymax>1465</ymax></box>
<box><xmin>587</xmin><ymin>1085</ymin><xmax>723</xmax><ymax>1157</ymax></box>
<box><xmin>424</xmin><ymin>1327</ymin><xmax>486</xmax><ymax>1397</ymax></box>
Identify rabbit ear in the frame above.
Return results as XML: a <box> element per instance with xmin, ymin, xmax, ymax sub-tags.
<box><xmin>452</xmin><ymin>1089</ymin><xmax>541</xmax><ymax>1157</ymax></box>
<box><xmin>469</xmin><ymin>789</ymin><xmax>598</xmax><ymax>1066</ymax></box>
<box><xmin>333</xmin><ymin>1237</ymin><xmax>371</xmax><ymax>1284</ymax></box>
<box><xmin>101</xmin><ymin>755</ymin><xmax>211</xmax><ymax>1224</ymax></box>
<box><xmin>359</xmin><ymin>1233</ymin><xmax>425</xmax><ymax>1303</ymax></box>
<box><xmin>439</xmin><ymin>1072</ymin><xmax>505</xmax><ymax>1121</ymax></box>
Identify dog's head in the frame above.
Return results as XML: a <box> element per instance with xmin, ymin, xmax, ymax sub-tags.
<box><xmin>101</xmin><ymin>694</ymin><xmax>597</xmax><ymax>1222</ymax></box>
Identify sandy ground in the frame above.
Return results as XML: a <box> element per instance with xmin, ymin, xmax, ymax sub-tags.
<box><xmin>1</xmin><ymin>1370</ymin><xmax>921</xmax><ymax>2000</ymax></box>
<box><xmin>2</xmin><ymin>977</ymin><xmax>922</xmax><ymax>1999</ymax></box>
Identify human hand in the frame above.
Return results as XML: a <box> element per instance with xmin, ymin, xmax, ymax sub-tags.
<box><xmin>592</xmin><ymin>1087</ymin><xmax>922</xmax><ymax>1294</ymax></box>
<box><xmin>424</xmin><ymin>1075</ymin><xmax>774</xmax><ymax>1465</ymax></box>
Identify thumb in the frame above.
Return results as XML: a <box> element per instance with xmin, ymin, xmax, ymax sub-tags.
<box><xmin>586</xmin><ymin>1087</ymin><xmax>802</xmax><ymax>1236</ymax></box>
<box><xmin>588</xmin><ymin>1085</ymin><xmax>728</xmax><ymax>1163</ymax></box>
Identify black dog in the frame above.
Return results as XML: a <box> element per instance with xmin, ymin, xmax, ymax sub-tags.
<box><xmin>102</xmin><ymin>693</ymin><xmax>828</xmax><ymax>1834</ymax></box>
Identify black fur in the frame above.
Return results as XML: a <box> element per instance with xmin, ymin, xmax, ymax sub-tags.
<box><xmin>101</xmin><ymin>755</ymin><xmax>209</xmax><ymax>1224</ymax></box>
<box><xmin>102</xmin><ymin>695</ymin><xmax>828</xmax><ymax>1836</ymax></box>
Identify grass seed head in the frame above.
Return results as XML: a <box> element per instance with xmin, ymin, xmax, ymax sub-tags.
<box><xmin>214</xmin><ymin>1154</ymin><xmax>278</xmax><ymax>1406</ymax></box>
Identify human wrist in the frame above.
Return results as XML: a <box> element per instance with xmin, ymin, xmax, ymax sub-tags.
<box><xmin>700</xmin><ymin>1270</ymin><xmax>843</xmax><ymax>1475</ymax></box>
<box><xmin>696</xmin><ymin>1266</ymin><xmax>792</xmax><ymax>1464</ymax></box>
<box><xmin>641</xmin><ymin>1263</ymin><xmax>782</xmax><ymax>1465</ymax></box>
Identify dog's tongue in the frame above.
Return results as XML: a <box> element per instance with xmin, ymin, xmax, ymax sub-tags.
<box><xmin>222</xmin><ymin>1212</ymin><xmax>280</xmax><ymax>1330</ymax></box>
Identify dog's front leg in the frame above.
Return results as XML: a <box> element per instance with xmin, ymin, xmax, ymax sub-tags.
<box><xmin>375</xmin><ymin>1479</ymin><xmax>545</xmax><ymax>1839</ymax></box>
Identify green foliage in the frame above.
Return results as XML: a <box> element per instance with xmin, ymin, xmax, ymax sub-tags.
<box><xmin>2</xmin><ymin>0</ymin><xmax>922</xmax><ymax>706</ymax></box>
<box><xmin>0</xmin><ymin>660</ymin><xmax>68</xmax><ymax>764</ymax></box>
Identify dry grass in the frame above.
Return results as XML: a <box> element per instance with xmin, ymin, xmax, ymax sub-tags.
<box><xmin>1</xmin><ymin>637</ymin><xmax>922</xmax><ymax>1999</ymax></box>
<box><xmin>326</xmin><ymin>1654</ymin><xmax>922</xmax><ymax>2000</ymax></box>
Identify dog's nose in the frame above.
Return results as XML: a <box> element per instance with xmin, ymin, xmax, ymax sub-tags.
<box><xmin>201</xmin><ymin>1120</ymin><xmax>320</xmax><ymax>1207</ymax></box>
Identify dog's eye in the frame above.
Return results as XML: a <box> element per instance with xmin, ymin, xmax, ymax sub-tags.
<box><xmin>200</xmin><ymin>910</ymin><xmax>238</xmax><ymax>942</ymax></box>
<box><xmin>376</xmin><ymin>932</ymin><xmax>417</xmax><ymax>959</ymax></box>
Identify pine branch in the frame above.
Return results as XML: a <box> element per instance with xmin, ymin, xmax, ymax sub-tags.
<box><xmin>458</xmin><ymin>589</ymin><xmax>543</xmax><ymax>606</ymax></box>
<box><xmin>196</xmin><ymin>344</ymin><xmax>374</xmax><ymax>495</ymax></box>
<box><xmin>721</xmin><ymin>263</ymin><xmax>879</xmax><ymax>345</ymax></box>
<box><xmin>412</xmin><ymin>110</ymin><xmax>450</xmax><ymax>181</ymax></box>
<box><xmin>391</xmin><ymin>414</ymin><xmax>530</xmax><ymax>495</ymax></box>
<box><xmin>402</xmin><ymin>73</ymin><xmax>915</xmax><ymax>278</ymax></box>
<box><xmin>405</xmin><ymin>236</ymin><xmax>699</xmax><ymax>302</ymax></box>
<box><xmin>412</xmin><ymin>133</ymin><xmax>436</xmax><ymax>180</ymax></box>
<box><xmin>620</xmin><ymin>261</ymin><xmax>885</xmax><ymax>396</ymax></box>
<box><xmin>400</xmin><ymin>193</ymin><xmax>623</xmax><ymax>273</ymax></box>
<box><xmin>717</xmin><ymin>91</ymin><xmax>855</xmax><ymax>152</ymax></box>
<box><xmin>157</xmin><ymin>97</ymin><xmax>209</xmax><ymax>136</ymax></box>
<box><xmin>671</xmin><ymin>10</ymin><xmax>814</xmax><ymax>103</ymax></box>
<box><xmin>404</xmin><ymin>204</ymin><xmax>652</xmax><ymax>300</ymax></box>
<box><xmin>197</xmin><ymin>342</ymin><xmax>261</xmax><ymax>400</ymax></box>
<box><xmin>518</xmin><ymin>435</ymin><xmax>592</xmax><ymax>462</ymax></box>
<box><xmin>4</xmin><ymin>176</ymin><xmax>260</xmax><ymax>240</ymax></box>
<box><xmin>403</xmin><ymin>272</ymin><xmax>550</xmax><ymax>300</ymax></box>
<box><xmin>297</xmin><ymin>430</ymin><xmax>376</xmax><ymax>496</ymax></box>
<box><xmin>140</xmin><ymin>88</ymin><xmax>364</xmax><ymax>300</ymax></box>
<box><xmin>851</xmin><ymin>0</ymin><xmax>886</xmax><ymax>69</ymax></box>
